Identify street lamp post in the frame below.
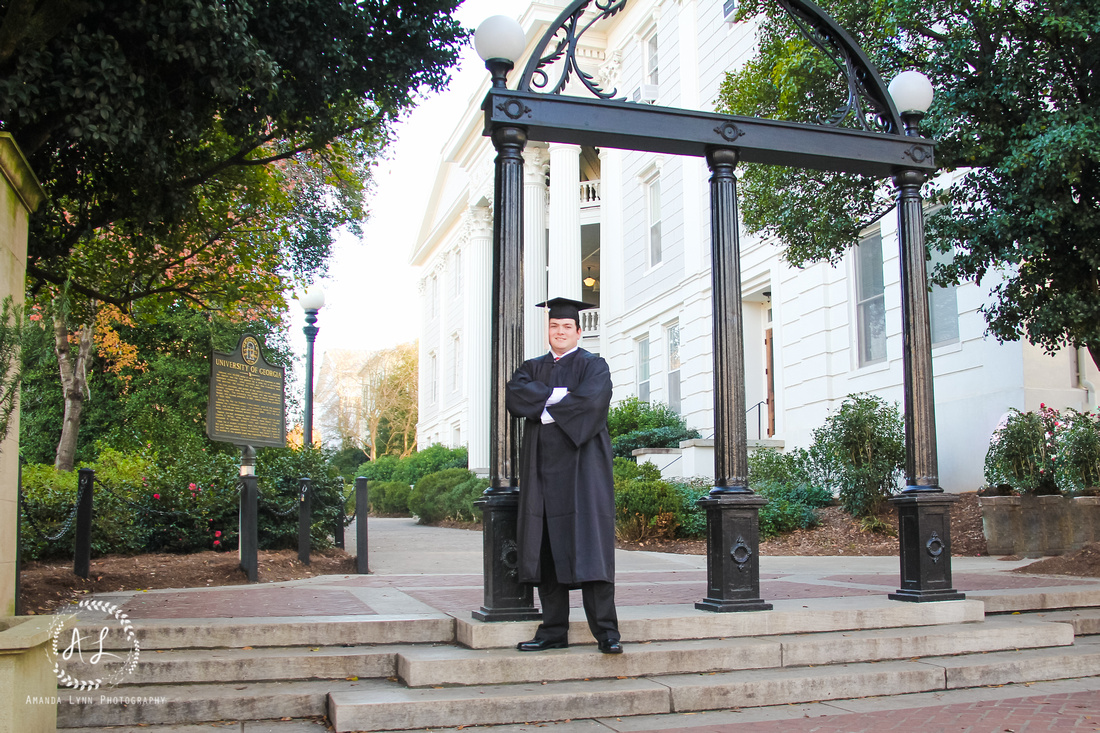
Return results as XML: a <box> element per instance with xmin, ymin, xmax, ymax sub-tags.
<box><xmin>299</xmin><ymin>284</ymin><xmax>325</xmax><ymax>449</ymax></box>
<box><xmin>886</xmin><ymin>71</ymin><xmax>964</xmax><ymax>602</ymax></box>
<box><xmin>471</xmin><ymin>16</ymin><xmax>542</xmax><ymax>623</ymax></box>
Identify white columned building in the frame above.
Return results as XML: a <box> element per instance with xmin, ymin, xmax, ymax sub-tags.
<box><xmin>411</xmin><ymin>0</ymin><xmax>1099</xmax><ymax>491</ymax></box>
<box><xmin>523</xmin><ymin>146</ymin><xmax>549</xmax><ymax>359</ymax></box>
<box><xmin>547</xmin><ymin>143</ymin><xmax>583</xmax><ymax>304</ymax></box>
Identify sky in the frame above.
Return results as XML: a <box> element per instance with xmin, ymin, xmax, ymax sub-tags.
<box><xmin>293</xmin><ymin>0</ymin><xmax>503</xmax><ymax>364</ymax></box>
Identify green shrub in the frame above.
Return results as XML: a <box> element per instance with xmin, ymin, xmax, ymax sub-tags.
<box><xmin>754</xmin><ymin>479</ymin><xmax>822</xmax><ymax>537</ymax></box>
<box><xmin>812</xmin><ymin>394</ymin><xmax>905</xmax><ymax>517</ymax></box>
<box><xmin>748</xmin><ymin>448</ymin><xmax>800</xmax><ymax>484</ymax></box>
<box><xmin>667</xmin><ymin>479</ymin><xmax>710</xmax><ymax>537</ymax></box>
<box><xmin>985</xmin><ymin>405</ymin><xmax>1100</xmax><ymax>495</ymax></box>
<box><xmin>255</xmin><ymin>446</ymin><xmax>347</xmax><ymax>552</ymax></box>
<box><xmin>408</xmin><ymin>467</ymin><xmax>475</xmax><ymax>524</ymax></box>
<box><xmin>1054</xmin><ymin>408</ymin><xmax>1100</xmax><ymax>492</ymax></box>
<box><xmin>355</xmin><ymin>445</ymin><xmax>467</xmax><ymax>486</ymax></box>
<box><xmin>613</xmin><ymin>456</ymin><xmax>663</xmax><ymax>483</ymax></box>
<box><xmin>370</xmin><ymin>481</ymin><xmax>411</xmax><ymax>515</ymax></box>
<box><xmin>607</xmin><ymin>397</ymin><xmax>701</xmax><ymax>459</ymax></box>
<box><xmin>615</xmin><ymin>479</ymin><xmax>684</xmax><ymax>541</ymax></box>
<box><xmin>445</xmin><ymin>476</ymin><xmax>489</xmax><ymax>523</ymax></box>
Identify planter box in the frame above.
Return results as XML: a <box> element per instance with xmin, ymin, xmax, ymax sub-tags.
<box><xmin>980</xmin><ymin>495</ymin><xmax>1100</xmax><ymax>557</ymax></box>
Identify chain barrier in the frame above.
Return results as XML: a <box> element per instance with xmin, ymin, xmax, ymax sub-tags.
<box><xmin>257</xmin><ymin>487</ymin><xmax>298</xmax><ymax>516</ymax></box>
<box><xmin>20</xmin><ymin>480</ymin><xmax>86</xmax><ymax>542</ymax></box>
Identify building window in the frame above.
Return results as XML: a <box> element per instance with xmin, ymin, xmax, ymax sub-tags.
<box><xmin>667</xmin><ymin>323</ymin><xmax>681</xmax><ymax>414</ymax></box>
<box><xmin>429</xmin><ymin>352</ymin><xmax>438</xmax><ymax>404</ymax></box>
<box><xmin>855</xmin><ymin>231</ymin><xmax>887</xmax><ymax>366</ymax></box>
<box><xmin>637</xmin><ymin>336</ymin><xmax>651</xmax><ymax>402</ymax></box>
<box><xmin>646</xmin><ymin>177</ymin><xmax>662</xmax><ymax>267</ymax></box>
<box><xmin>928</xmin><ymin>247</ymin><xmax>960</xmax><ymax>346</ymax></box>
<box><xmin>429</xmin><ymin>274</ymin><xmax>439</xmax><ymax>317</ymax></box>
<box><xmin>452</xmin><ymin>423</ymin><xmax>461</xmax><ymax>448</ymax></box>
<box><xmin>723</xmin><ymin>0</ymin><xmax>738</xmax><ymax>20</ymax></box>
<box><xmin>451</xmin><ymin>334</ymin><xmax>462</xmax><ymax>392</ymax></box>
<box><xmin>645</xmin><ymin>31</ymin><xmax>659</xmax><ymax>86</ymax></box>
<box><xmin>452</xmin><ymin>250</ymin><xmax>463</xmax><ymax>295</ymax></box>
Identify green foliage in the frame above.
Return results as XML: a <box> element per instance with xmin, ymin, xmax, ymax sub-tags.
<box><xmin>985</xmin><ymin>405</ymin><xmax>1100</xmax><ymax>495</ymax></box>
<box><xmin>19</xmin><ymin>444</ymin><xmax>350</xmax><ymax>560</ymax></box>
<box><xmin>716</xmin><ymin>0</ymin><xmax>1100</xmax><ymax>366</ymax></box>
<box><xmin>613</xmin><ymin>458</ymin><xmax>704</xmax><ymax>541</ymax></box>
<box><xmin>813</xmin><ymin>394</ymin><xmax>905</xmax><ymax>517</ymax></box>
<box><xmin>408</xmin><ymin>468</ymin><xmax>472</xmax><ymax>524</ymax></box>
<box><xmin>2</xmin><ymin>0</ymin><xmax>467</xmax><ymax>316</ymax></box>
<box><xmin>18</xmin><ymin>305</ymin><xmax>290</xmax><ymax>466</ymax></box>
<box><xmin>407</xmin><ymin>468</ymin><xmax>484</xmax><ymax>525</ymax></box>
<box><xmin>754</xmin><ymin>479</ymin><xmax>823</xmax><ymax>538</ymax></box>
<box><xmin>357</xmin><ymin>445</ymin><xmax>467</xmax><ymax>487</ymax></box>
<box><xmin>612</xmin><ymin>425</ymin><xmax>702</xmax><ymax>460</ymax></box>
<box><xmin>608</xmin><ymin>397</ymin><xmax>700</xmax><ymax>459</ymax></box>
<box><xmin>608</xmin><ymin>397</ymin><xmax>687</xmax><ymax>436</ymax></box>
<box><xmin>330</xmin><ymin>445</ymin><xmax>369</xmax><ymax>483</ymax></box>
<box><xmin>255</xmin><ymin>446</ymin><xmax>347</xmax><ymax>551</ymax></box>
<box><xmin>368</xmin><ymin>481</ymin><xmax>412</xmax><ymax>516</ymax></box>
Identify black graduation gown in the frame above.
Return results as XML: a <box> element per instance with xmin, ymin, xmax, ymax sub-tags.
<box><xmin>505</xmin><ymin>348</ymin><xmax>616</xmax><ymax>585</ymax></box>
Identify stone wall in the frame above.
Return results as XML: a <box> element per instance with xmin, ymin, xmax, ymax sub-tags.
<box><xmin>980</xmin><ymin>495</ymin><xmax>1100</xmax><ymax>557</ymax></box>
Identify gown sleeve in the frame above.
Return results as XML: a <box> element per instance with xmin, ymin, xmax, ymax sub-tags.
<box><xmin>506</xmin><ymin>359</ymin><xmax>553</xmax><ymax>421</ymax></box>
<box><xmin>546</xmin><ymin>356</ymin><xmax>612</xmax><ymax>448</ymax></box>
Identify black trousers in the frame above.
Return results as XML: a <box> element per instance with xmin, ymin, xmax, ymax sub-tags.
<box><xmin>533</xmin><ymin>521</ymin><xmax>619</xmax><ymax>644</ymax></box>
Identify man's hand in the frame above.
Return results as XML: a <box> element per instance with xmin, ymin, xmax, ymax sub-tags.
<box><xmin>541</xmin><ymin>387</ymin><xmax>569</xmax><ymax>423</ymax></box>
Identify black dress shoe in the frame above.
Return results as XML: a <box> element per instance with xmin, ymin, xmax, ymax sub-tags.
<box><xmin>598</xmin><ymin>639</ymin><xmax>623</xmax><ymax>654</ymax></box>
<box><xmin>516</xmin><ymin>638</ymin><xmax>568</xmax><ymax>652</ymax></box>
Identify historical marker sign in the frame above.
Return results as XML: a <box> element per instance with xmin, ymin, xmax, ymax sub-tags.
<box><xmin>207</xmin><ymin>334</ymin><xmax>286</xmax><ymax>447</ymax></box>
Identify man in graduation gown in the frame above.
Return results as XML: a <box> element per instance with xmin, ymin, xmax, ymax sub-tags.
<box><xmin>505</xmin><ymin>297</ymin><xmax>622</xmax><ymax>654</ymax></box>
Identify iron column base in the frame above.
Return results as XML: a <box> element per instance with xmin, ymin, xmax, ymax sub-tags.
<box><xmin>695</xmin><ymin>492</ymin><xmax>772</xmax><ymax>613</ymax></box>
<box><xmin>473</xmin><ymin>489</ymin><xmax>541</xmax><ymax>622</ymax></box>
<box><xmin>888</xmin><ymin>491</ymin><xmax>965</xmax><ymax>603</ymax></box>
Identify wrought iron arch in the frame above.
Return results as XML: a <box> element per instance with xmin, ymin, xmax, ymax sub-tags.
<box><xmin>516</xmin><ymin>0</ymin><xmax>904</xmax><ymax>136</ymax></box>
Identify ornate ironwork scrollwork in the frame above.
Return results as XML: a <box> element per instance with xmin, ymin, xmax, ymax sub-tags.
<box><xmin>501</xmin><ymin>538</ymin><xmax>520</xmax><ymax>579</ymax></box>
<box><xmin>775</xmin><ymin>0</ymin><xmax>902</xmax><ymax>135</ymax></box>
<box><xmin>518</xmin><ymin>0</ymin><xmax>627</xmax><ymax>100</ymax></box>
<box><xmin>926</xmin><ymin>531</ymin><xmax>945</xmax><ymax>564</ymax></box>
<box><xmin>731</xmin><ymin>535</ymin><xmax>753</xmax><ymax>571</ymax></box>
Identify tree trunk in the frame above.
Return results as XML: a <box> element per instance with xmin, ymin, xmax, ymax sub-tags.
<box><xmin>54</xmin><ymin>312</ymin><xmax>94</xmax><ymax>471</ymax></box>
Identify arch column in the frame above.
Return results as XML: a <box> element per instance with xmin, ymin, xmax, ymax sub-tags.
<box><xmin>463</xmin><ymin>205</ymin><xmax>493</xmax><ymax>475</ymax></box>
<box><xmin>523</xmin><ymin>146</ymin><xmax>549</xmax><ymax>357</ymax></box>
<box><xmin>547</xmin><ymin>143</ymin><xmax>582</xmax><ymax>301</ymax></box>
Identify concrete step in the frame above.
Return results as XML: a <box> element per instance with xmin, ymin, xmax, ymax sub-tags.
<box><xmin>397</xmin><ymin>618</ymin><xmax>1071</xmax><ymax>687</ymax></box>
<box><xmin>456</xmin><ymin>597</ymin><xmax>986</xmax><ymax>648</ymax></box>
<box><xmin>72</xmin><ymin>614</ymin><xmax>453</xmax><ymax>650</ymax></box>
<box><xmin>1030</xmin><ymin>609</ymin><xmax>1100</xmax><ymax>636</ymax></box>
<box><xmin>327</xmin><ymin>642</ymin><xmax>1100</xmax><ymax>731</ymax></box>
<box><xmin>56</xmin><ymin>679</ymin><xmax>367</xmax><ymax>728</ymax></box>
<box><xmin>63</xmin><ymin>643</ymin><xmax>409</xmax><ymax>686</ymax></box>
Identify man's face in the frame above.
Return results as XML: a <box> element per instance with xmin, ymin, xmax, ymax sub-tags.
<box><xmin>548</xmin><ymin>318</ymin><xmax>581</xmax><ymax>355</ymax></box>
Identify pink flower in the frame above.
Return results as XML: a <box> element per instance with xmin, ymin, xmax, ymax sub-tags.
<box><xmin>213</xmin><ymin>540</ymin><xmax>221</xmax><ymax>547</ymax></box>
<box><xmin>153</xmin><ymin>494</ymin><xmax>161</xmax><ymax>499</ymax></box>
<box><xmin>215</xmin><ymin>531</ymin><xmax>222</xmax><ymax>538</ymax></box>
<box><xmin>189</xmin><ymin>483</ymin><xmax>197</xmax><ymax>491</ymax></box>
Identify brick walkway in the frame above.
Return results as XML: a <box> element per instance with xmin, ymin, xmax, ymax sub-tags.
<box><xmin>632</xmin><ymin>691</ymin><xmax>1100</xmax><ymax>732</ymax></box>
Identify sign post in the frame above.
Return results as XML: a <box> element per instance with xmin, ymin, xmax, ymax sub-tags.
<box><xmin>207</xmin><ymin>335</ymin><xmax>286</xmax><ymax>580</ymax></box>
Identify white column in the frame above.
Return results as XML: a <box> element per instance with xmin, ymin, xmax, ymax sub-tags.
<box><xmin>548</xmin><ymin>143</ymin><xmax>582</xmax><ymax>302</ymax></box>
<box><xmin>464</xmin><ymin>205</ymin><xmax>493</xmax><ymax>476</ymax></box>
<box><xmin>598</xmin><ymin>146</ymin><xmax>624</xmax><ymax>356</ymax></box>
<box><xmin>523</xmin><ymin>146</ymin><xmax>549</xmax><ymax>358</ymax></box>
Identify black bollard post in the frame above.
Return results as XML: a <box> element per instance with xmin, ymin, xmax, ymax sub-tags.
<box><xmin>298</xmin><ymin>477</ymin><xmax>311</xmax><ymax>566</ymax></box>
<box><xmin>73</xmin><ymin>468</ymin><xmax>94</xmax><ymax>579</ymax></box>
<box><xmin>355</xmin><ymin>477</ymin><xmax>369</xmax><ymax>574</ymax></box>
<box><xmin>239</xmin><ymin>445</ymin><xmax>258</xmax><ymax>582</ymax></box>
<box><xmin>334</xmin><ymin>490</ymin><xmax>345</xmax><ymax>550</ymax></box>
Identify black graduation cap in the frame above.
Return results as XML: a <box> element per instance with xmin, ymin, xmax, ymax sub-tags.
<box><xmin>536</xmin><ymin>297</ymin><xmax>595</xmax><ymax>325</ymax></box>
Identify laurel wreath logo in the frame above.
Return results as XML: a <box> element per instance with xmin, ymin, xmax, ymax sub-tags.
<box><xmin>46</xmin><ymin>599</ymin><xmax>141</xmax><ymax>690</ymax></box>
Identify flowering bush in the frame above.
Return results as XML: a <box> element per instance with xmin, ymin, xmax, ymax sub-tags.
<box><xmin>984</xmin><ymin>405</ymin><xmax>1100</xmax><ymax>494</ymax></box>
